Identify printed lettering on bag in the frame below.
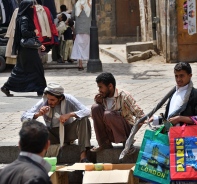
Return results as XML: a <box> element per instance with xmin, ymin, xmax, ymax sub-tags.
<box><xmin>139</xmin><ymin>140</ymin><xmax>170</xmax><ymax>179</ymax></box>
<box><xmin>175</xmin><ymin>138</ymin><xmax>185</xmax><ymax>172</ymax></box>
<box><xmin>139</xmin><ymin>165</ymin><xmax>166</xmax><ymax>178</ymax></box>
<box><xmin>175</xmin><ymin>137</ymin><xmax>197</xmax><ymax>172</ymax></box>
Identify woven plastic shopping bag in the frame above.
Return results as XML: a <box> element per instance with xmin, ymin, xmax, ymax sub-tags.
<box><xmin>134</xmin><ymin>128</ymin><xmax>170</xmax><ymax>184</ymax></box>
<box><xmin>169</xmin><ymin>124</ymin><xmax>197</xmax><ymax>181</ymax></box>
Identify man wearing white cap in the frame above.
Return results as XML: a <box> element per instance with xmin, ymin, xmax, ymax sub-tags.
<box><xmin>21</xmin><ymin>83</ymin><xmax>91</xmax><ymax>162</ymax></box>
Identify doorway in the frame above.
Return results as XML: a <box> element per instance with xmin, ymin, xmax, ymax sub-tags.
<box><xmin>116</xmin><ymin>0</ymin><xmax>141</xmax><ymax>37</ymax></box>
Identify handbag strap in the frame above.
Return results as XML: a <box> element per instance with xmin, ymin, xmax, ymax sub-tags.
<box><xmin>155</xmin><ymin>125</ymin><xmax>165</xmax><ymax>135</ymax></box>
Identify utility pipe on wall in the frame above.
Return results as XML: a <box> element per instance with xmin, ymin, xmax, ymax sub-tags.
<box><xmin>150</xmin><ymin>0</ymin><xmax>158</xmax><ymax>52</ymax></box>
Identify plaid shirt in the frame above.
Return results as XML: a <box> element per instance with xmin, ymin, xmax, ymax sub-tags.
<box><xmin>102</xmin><ymin>89</ymin><xmax>144</xmax><ymax>125</ymax></box>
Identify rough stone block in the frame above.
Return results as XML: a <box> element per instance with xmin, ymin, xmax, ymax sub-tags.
<box><xmin>105</xmin><ymin>4</ymin><xmax>112</xmax><ymax>12</ymax></box>
<box><xmin>96</xmin><ymin>146</ymin><xmax>140</xmax><ymax>164</ymax></box>
<box><xmin>126</xmin><ymin>41</ymin><xmax>153</xmax><ymax>55</ymax></box>
<box><xmin>57</xmin><ymin>145</ymin><xmax>96</xmax><ymax>164</ymax></box>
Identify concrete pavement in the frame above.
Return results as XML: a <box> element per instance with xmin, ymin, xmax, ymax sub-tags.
<box><xmin>0</xmin><ymin>44</ymin><xmax>197</xmax><ymax>160</ymax></box>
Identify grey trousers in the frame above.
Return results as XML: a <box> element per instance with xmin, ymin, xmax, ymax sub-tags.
<box><xmin>47</xmin><ymin>117</ymin><xmax>91</xmax><ymax>152</ymax></box>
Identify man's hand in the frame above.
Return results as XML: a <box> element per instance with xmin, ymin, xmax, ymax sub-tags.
<box><xmin>33</xmin><ymin>106</ymin><xmax>50</xmax><ymax>119</ymax></box>
<box><xmin>40</xmin><ymin>45</ymin><xmax>46</xmax><ymax>51</ymax></box>
<box><xmin>144</xmin><ymin>116</ymin><xmax>153</xmax><ymax>124</ymax></box>
<box><xmin>59</xmin><ymin>112</ymin><xmax>76</xmax><ymax>124</ymax></box>
<box><xmin>94</xmin><ymin>94</ymin><xmax>103</xmax><ymax>104</ymax></box>
<box><xmin>34</xmin><ymin>29</ymin><xmax>39</xmax><ymax>35</ymax></box>
<box><xmin>168</xmin><ymin>116</ymin><xmax>180</xmax><ymax>125</ymax></box>
<box><xmin>169</xmin><ymin>116</ymin><xmax>194</xmax><ymax>125</ymax></box>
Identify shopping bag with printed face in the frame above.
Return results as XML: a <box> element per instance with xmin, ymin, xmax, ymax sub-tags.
<box><xmin>169</xmin><ymin>124</ymin><xmax>197</xmax><ymax>181</ymax></box>
<box><xmin>134</xmin><ymin>128</ymin><xmax>170</xmax><ymax>184</ymax></box>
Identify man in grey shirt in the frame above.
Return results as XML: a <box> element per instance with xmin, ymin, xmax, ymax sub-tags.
<box><xmin>21</xmin><ymin>83</ymin><xmax>91</xmax><ymax>163</ymax></box>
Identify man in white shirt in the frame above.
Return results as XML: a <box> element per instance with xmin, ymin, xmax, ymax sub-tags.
<box><xmin>151</xmin><ymin>62</ymin><xmax>197</xmax><ymax>126</ymax></box>
<box><xmin>21</xmin><ymin>83</ymin><xmax>91</xmax><ymax>163</ymax></box>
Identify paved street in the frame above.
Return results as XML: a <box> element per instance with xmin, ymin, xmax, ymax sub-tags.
<box><xmin>0</xmin><ymin>46</ymin><xmax>197</xmax><ymax>148</ymax></box>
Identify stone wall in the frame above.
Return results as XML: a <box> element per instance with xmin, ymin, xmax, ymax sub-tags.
<box><xmin>139</xmin><ymin>0</ymin><xmax>152</xmax><ymax>42</ymax></box>
<box><xmin>156</xmin><ymin>0</ymin><xmax>177</xmax><ymax>62</ymax></box>
<box><xmin>139</xmin><ymin>0</ymin><xmax>178</xmax><ymax>62</ymax></box>
<box><xmin>96</xmin><ymin>0</ymin><xmax>116</xmax><ymax>43</ymax></box>
<box><xmin>95</xmin><ymin>0</ymin><xmax>137</xmax><ymax>44</ymax></box>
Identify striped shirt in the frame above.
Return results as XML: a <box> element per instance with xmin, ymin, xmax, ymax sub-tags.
<box><xmin>102</xmin><ymin>89</ymin><xmax>144</xmax><ymax>125</ymax></box>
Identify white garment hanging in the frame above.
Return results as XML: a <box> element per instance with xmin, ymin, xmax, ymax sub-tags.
<box><xmin>35</xmin><ymin>5</ymin><xmax>52</xmax><ymax>37</ymax></box>
<box><xmin>0</xmin><ymin>0</ymin><xmax>6</xmax><ymax>24</ymax></box>
<box><xmin>5</xmin><ymin>8</ymin><xmax>19</xmax><ymax>62</ymax></box>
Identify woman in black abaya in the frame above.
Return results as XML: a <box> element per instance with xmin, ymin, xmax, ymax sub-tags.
<box><xmin>1</xmin><ymin>0</ymin><xmax>47</xmax><ymax>97</ymax></box>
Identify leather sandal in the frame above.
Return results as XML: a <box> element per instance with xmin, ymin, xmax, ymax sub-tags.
<box><xmin>78</xmin><ymin>67</ymin><xmax>84</xmax><ymax>71</ymax></box>
<box><xmin>1</xmin><ymin>87</ymin><xmax>14</xmax><ymax>97</ymax></box>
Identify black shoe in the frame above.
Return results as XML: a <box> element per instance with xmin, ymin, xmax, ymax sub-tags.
<box><xmin>1</xmin><ymin>87</ymin><xmax>14</xmax><ymax>97</ymax></box>
<box><xmin>80</xmin><ymin>158</ymin><xmax>90</xmax><ymax>163</ymax></box>
<box><xmin>57</xmin><ymin>58</ymin><xmax>64</xmax><ymax>63</ymax></box>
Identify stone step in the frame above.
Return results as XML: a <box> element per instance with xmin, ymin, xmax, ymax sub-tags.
<box><xmin>0</xmin><ymin>144</ymin><xmax>139</xmax><ymax>164</ymax></box>
<box><xmin>0</xmin><ymin>144</ymin><xmax>150</xmax><ymax>184</ymax></box>
<box><xmin>43</xmin><ymin>62</ymin><xmax>78</xmax><ymax>70</ymax></box>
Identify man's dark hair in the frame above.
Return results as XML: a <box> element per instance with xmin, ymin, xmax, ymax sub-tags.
<box><xmin>60</xmin><ymin>4</ymin><xmax>67</xmax><ymax>12</ymax></box>
<box><xmin>68</xmin><ymin>19</ymin><xmax>74</xmax><ymax>27</ymax></box>
<box><xmin>19</xmin><ymin>120</ymin><xmax>49</xmax><ymax>154</ymax></box>
<box><xmin>61</xmin><ymin>13</ymin><xmax>67</xmax><ymax>22</ymax></box>
<box><xmin>174</xmin><ymin>62</ymin><xmax>192</xmax><ymax>74</ymax></box>
<box><xmin>44</xmin><ymin>91</ymin><xmax>65</xmax><ymax>100</ymax></box>
<box><xmin>96</xmin><ymin>72</ymin><xmax>116</xmax><ymax>88</ymax></box>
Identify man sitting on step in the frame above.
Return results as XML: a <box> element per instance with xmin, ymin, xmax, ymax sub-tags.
<box><xmin>90</xmin><ymin>72</ymin><xmax>145</xmax><ymax>152</ymax></box>
<box><xmin>21</xmin><ymin>83</ymin><xmax>91</xmax><ymax>163</ymax></box>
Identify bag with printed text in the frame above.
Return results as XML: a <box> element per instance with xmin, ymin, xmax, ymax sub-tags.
<box><xmin>134</xmin><ymin>126</ymin><xmax>170</xmax><ymax>184</ymax></box>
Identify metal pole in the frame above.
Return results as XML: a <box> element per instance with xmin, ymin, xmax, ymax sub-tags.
<box><xmin>87</xmin><ymin>0</ymin><xmax>103</xmax><ymax>73</ymax></box>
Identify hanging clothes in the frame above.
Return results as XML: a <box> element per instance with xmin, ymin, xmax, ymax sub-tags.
<box><xmin>43</xmin><ymin>6</ymin><xmax>58</xmax><ymax>43</ymax></box>
<box><xmin>36</xmin><ymin>0</ymin><xmax>57</xmax><ymax>19</ymax></box>
<box><xmin>0</xmin><ymin>0</ymin><xmax>6</xmax><ymax>24</ymax></box>
<box><xmin>35</xmin><ymin>4</ymin><xmax>52</xmax><ymax>38</ymax></box>
<box><xmin>2</xmin><ymin>0</ymin><xmax>12</xmax><ymax>25</ymax></box>
<box><xmin>0</xmin><ymin>1</ymin><xmax>3</xmax><ymax>24</ymax></box>
<box><xmin>0</xmin><ymin>0</ymin><xmax>19</xmax><ymax>26</ymax></box>
<box><xmin>33</xmin><ymin>5</ymin><xmax>58</xmax><ymax>45</ymax></box>
<box><xmin>5</xmin><ymin>8</ymin><xmax>18</xmax><ymax>65</ymax></box>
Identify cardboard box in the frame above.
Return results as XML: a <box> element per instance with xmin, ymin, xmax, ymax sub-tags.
<box><xmin>83</xmin><ymin>164</ymin><xmax>139</xmax><ymax>184</ymax></box>
<box><xmin>49</xmin><ymin>166</ymin><xmax>69</xmax><ymax>184</ymax></box>
<box><xmin>57</xmin><ymin>163</ymin><xmax>139</xmax><ymax>184</ymax></box>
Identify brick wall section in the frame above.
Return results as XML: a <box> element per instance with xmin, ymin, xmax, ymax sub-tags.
<box><xmin>96</xmin><ymin>0</ymin><xmax>116</xmax><ymax>43</ymax></box>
